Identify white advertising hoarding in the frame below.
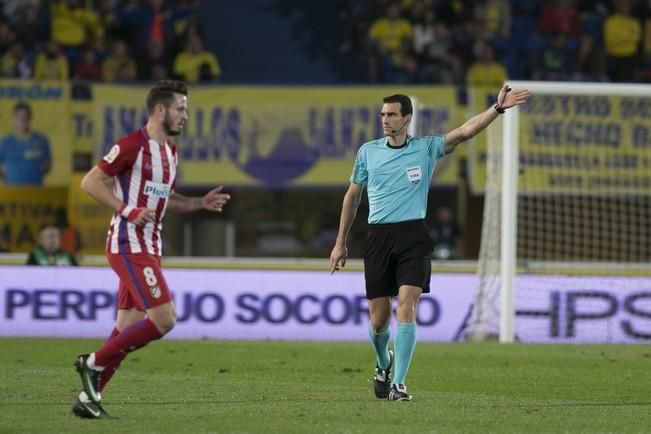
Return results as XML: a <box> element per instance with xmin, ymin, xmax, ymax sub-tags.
<box><xmin>1</xmin><ymin>266</ymin><xmax>651</xmax><ymax>343</ymax></box>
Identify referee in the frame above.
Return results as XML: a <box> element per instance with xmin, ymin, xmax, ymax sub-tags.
<box><xmin>329</xmin><ymin>84</ymin><xmax>529</xmax><ymax>401</ymax></box>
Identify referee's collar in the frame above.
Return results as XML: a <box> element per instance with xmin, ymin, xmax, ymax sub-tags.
<box><xmin>385</xmin><ymin>135</ymin><xmax>410</xmax><ymax>149</ymax></box>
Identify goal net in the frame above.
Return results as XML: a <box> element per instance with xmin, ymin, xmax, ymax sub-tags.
<box><xmin>465</xmin><ymin>82</ymin><xmax>651</xmax><ymax>344</ymax></box>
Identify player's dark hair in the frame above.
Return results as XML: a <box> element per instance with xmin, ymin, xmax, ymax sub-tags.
<box><xmin>13</xmin><ymin>101</ymin><xmax>32</xmax><ymax>117</ymax></box>
<box><xmin>146</xmin><ymin>80</ymin><xmax>188</xmax><ymax>113</ymax></box>
<box><xmin>383</xmin><ymin>94</ymin><xmax>413</xmax><ymax>116</ymax></box>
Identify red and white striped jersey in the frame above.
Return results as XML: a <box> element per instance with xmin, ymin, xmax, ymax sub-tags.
<box><xmin>97</xmin><ymin>128</ymin><xmax>178</xmax><ymax>256</ymax></box>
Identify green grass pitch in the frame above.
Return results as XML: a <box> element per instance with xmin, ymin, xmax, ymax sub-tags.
<box><xmin>1</xmin><ymin>338</ymin><xmax>650</xmax><ymax>433</ymax></box>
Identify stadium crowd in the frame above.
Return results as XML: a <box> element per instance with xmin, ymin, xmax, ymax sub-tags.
<box><xmin>337</xmin><ymin>0</ymin><xmax>649</xmax><ymax>84</ymax></box>
<box><xmin>0</xmin><ymin>0</ymin><xmax>649</xmax><ymax>85</ymax></box>
<box><xmin>0</xmin><ymin>0</ymin><xmax>221</xmax><ymax>83</ymax></box>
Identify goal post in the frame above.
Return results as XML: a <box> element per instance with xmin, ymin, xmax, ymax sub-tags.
<box><xmin>500</xmin><ymin>105</ymin><xmax>519</xmax><ymax>343</ymax></box>
<box><xmin>466</xmin><ymin>81</ymin><xmax>651</xmax><ymax>344</ymax></box>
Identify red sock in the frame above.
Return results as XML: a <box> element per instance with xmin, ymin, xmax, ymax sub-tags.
<box><xmin>94</xmin><ymin>319</ymin><xmax>162</xmax><ymax>367</ymax></box>
<box><xmin>99</xmin><ymin>328</ymin><xmax>124</xmax><ymax>392</ymax></box>
<box><xmin>106</xmin><ymin>327</ymin><xmax>120</xmax><ymax>341</ymax></box>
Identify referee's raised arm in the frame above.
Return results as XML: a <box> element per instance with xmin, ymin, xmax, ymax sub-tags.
<box><xmin>444</xmin><ymin>84</ymin><xmax>530</xmax><ymax>153</ymax></box>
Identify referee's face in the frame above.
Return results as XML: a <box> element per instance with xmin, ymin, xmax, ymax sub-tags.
<box><xmin>163</xmin><ymin>93</ymin><xmax>189</xmax><ymax>136</ymax></box>
<box><xmin>381</xmin><ymin>103</ymin><xmax>406</xmax><ymax>137</ymax></box>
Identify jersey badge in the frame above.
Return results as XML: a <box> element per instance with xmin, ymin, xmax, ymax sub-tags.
<box><xmin>103</xmin><ymin>144</ymin><xmax>120</xmax><ymax>164</ymax></box>
<box><xmin>406</xmin><ymin>166</ymin><xmax>422</xmax><ymax>184</ymax></box>
<box><xmin>150</xmin><ymin>286</ymin><xmax>161</xmax><ymax>299</ymax></box>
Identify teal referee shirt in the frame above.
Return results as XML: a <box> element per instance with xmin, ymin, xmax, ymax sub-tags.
<box><xmin>351</xmin><ymin>135</ymin><xmax>446</xmax><ymax>224</ymax></box>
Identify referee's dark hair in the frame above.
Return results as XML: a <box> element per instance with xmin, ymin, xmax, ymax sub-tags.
<box><xmin>383</xmin><ymin>94</ymin><xmax>413</xmax><ymax>116</ymax></box>
<box><xmin>146</xmin><ymin>80</ymin><xmax>188</xmax><ymax>113</ymax></box>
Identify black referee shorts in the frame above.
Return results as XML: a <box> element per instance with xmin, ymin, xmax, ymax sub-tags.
<box><xmin>364</xmin><ymin>219</ymin><xmax>433</xmax><ymax>300</ymax></box>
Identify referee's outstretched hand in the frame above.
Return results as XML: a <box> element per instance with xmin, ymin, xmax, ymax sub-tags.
<box><xmin>329</xmin><ymin>244</ymin><xmax>347</xmax><ymax>274</ymax></box>
<box><xmin>497</xmin><ymin>83</ymin><xmax>530</xmax><ymax>110</ymax></box>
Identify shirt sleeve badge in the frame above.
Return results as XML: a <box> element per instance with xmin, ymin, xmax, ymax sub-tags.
<box><xmin>103</xmin><ymin>144</ymin><xmax>120</xmax><ymax>163</ymax></box>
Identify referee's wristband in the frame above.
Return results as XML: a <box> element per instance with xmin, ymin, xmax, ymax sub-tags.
<box><xmin>494</xmin><ymin>104</ymin><xmax>505</xmax><ymax>114</ymax></box>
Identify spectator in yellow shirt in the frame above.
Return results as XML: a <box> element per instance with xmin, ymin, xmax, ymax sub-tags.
<box><xmin>51</xmin><ymin>0</ymin><xmax>101</xmax><ymax>65</ymax></box>
<box><xmin>51</xmin><ymin>0</ymin><xmax>101</xmax><ymax>47</ymax></box>
<box><xmin>369</xmin><ymin>3</ymin><xmax>413</xmax><ymax>54</ymax></box>
<box><xmin>102</xmin><ymin>40</ymin><xmax>136</xmax><ymax>82</ymax></box>
<box><xmin>603</xmin><ymin>0</ymin><xmax>641</xmax><ymax>82</ymax></box>
<box><xmin>34</xmin><ymin>40</ymin><xmax>69</xmax><ymax>80</ymax></box>
<box><xmin>173</xmin><ymin>34</ymin><xmax>221</xmax><ymax>82</ymax></box>
<box><xmin>0</xmin><ymin>42</ymin><xmax>32</xmax><ymax>78</ymax></box>
<box><xmin>368</xmin><ymin>2</ymin><xmax>413</xmax><ymax>82</ymax></box>
<box><xmin>466</xmin><ymin>43</ymin><xmax>508</xmax><ymax>86</ymax></box>
<box><xmin>474</xmin><ymin>0</ymin><xmax>511</xmax><ymax>38</ymax></box>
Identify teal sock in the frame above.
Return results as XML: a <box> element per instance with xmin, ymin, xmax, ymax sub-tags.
<box><xmin>392</xmin><ymin>322</ymin><xmax>416</xmax><ymax>386</ymax></box>
<box><xmin>368</xmin><ymin>324</ymin><xmax>391</xmax><ymax>370</ymax></box>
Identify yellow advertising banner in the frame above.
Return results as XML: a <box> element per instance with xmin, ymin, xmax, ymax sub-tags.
<box><xmin>92</xmin><ymin>84</ymin><xmax>461</xmax><ymax>187</ymax></box>
<box><xmin>0</xmin><ymin>80</ymin><xmax>71</xmax><ymax>186</ymax></box>
<box><xmin>0</xmin><ymin>186</ymin><xmax>67</xmax><ymax>252</ymax></box>
<box><xmin>468</xmin><ymin>87</ymin><xmax>651</xmax><ymax>194</ymax></box>
<box><xmin>70</xmin><ymin>100</ymin><xmax>93</xmax><ymax>153</ymax></box>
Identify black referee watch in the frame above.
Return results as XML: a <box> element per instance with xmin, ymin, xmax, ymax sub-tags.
<box><xmin>494</xmin><ymin>104</ymin><xmax>506</xmax><ymax>114</ymax></box>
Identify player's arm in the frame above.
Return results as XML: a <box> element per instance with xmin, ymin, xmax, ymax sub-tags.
<box><xmin>167</xmin><ymin>186</ymin><xmax>231</xmax><ymax>213</ymax></box>
<box><xmin>330</xmin><ymin>182</ymin><xmax>364</xmax><ymax>274</ymax></box>
<box><xmin>80</xmin><ymin>165</ymin><xmax>154</xmax><ymax>226</ymax></box>
<box><xmin>444</xmin><ymin>84</ymin><xmax>529</xmax><ymax>154</ymax></box>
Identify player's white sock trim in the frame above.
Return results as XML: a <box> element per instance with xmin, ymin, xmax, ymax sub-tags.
<box><xmin>87</xmin><ymin>353</ymin><xmax>105</xmax><ymax>371</ymax></box>
<box><xmin>79</xmin><ymin>390</ymin><xmax>90</xmax><ymax>403</ymax></box>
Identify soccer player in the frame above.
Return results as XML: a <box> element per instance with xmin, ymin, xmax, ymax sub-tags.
<box><xmin>329</xmin><ymin>84</ymin><xmax>529</xmax><ymax>401</ymax></box>
<box><xmin>72</xmin><ymin>80</ymin><xmax>231</xmax><ymax>419</ymax></box>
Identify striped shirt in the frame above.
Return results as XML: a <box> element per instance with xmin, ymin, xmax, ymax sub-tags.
<box><xmin>97</xmin><ymin>128</ymin><xmax>177</xmax><ymax>256</ymax></box>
